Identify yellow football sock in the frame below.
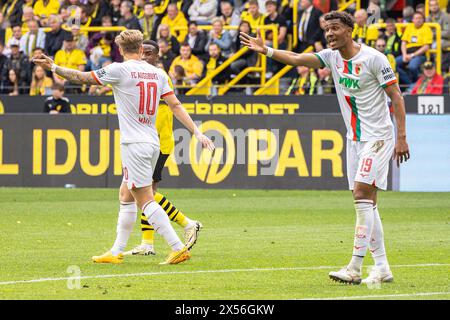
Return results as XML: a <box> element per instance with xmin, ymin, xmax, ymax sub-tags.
<box><xmin>140</xmin><ymin>213</ymin><xmax>154</xmax><ymax>245</ymax></box>
<box><xmin>155</xmin><ymin>192</ymin><xmax>189</xmax><ymax>228</ymax></box>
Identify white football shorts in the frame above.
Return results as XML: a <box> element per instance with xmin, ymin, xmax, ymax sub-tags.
<box><xmin>121</xmin><ymin>142</ymin><xmax>159</xmax><ymax>189</ymax></box>
<box><xmin>346</xmin><ymin>138</ymin><xmax>395</xmax><ymax>191</ymax></box>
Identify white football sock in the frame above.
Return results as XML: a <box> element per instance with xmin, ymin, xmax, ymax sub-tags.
<box><xmin>111</xmin><ymin>202</ymin><xmax>137</xmax><ymax>256</ymax></box>
<box><xmin>184</xmin><ymin>218</ymin><xmax>196</xmax><ymax>230</ymax></box>
<box><xmin>348</xmin><ymin>199</ymin><xmax>374</xmax><ymax>273</ymax></box>
<box><xmin>370</xmin><ymin>205</ymin><xmax>390</xmax><ymax>269</ymax></box>
<box><xmin>143</xmin><ymin>201</ymin><xmax>184</xmax><ymax>251</ymax></box>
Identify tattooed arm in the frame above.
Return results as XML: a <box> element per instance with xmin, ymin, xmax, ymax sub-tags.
<box><xmin>54</xmin><ymin>66</ymin><xmax>98</xmax><ymax>85</ymax></box>
<box><xmin>32</xmin><ymin>53</ymin><xmax>98</xmax><ymax>85</ymax></box>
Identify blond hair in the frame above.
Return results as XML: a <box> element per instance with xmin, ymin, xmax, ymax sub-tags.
<box><xmin>115</xmin><ymin>30</ymin><xmax>144</xmax><ymax>54</ymax></box>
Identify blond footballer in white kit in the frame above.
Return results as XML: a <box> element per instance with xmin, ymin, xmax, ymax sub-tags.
<box><xmin>33</xmin><ymin>30</ymin><xmax>215</xmax><ymax>265</ymax></box>
<box><xmin>92</xmin><ymin>59</ymin><xmax>173</xmax><ymax>190</ymax></box>
<box><xmin>241</xmin><ymin>11</ymin><xmax>410</xmax><ymax>284</ymax></box>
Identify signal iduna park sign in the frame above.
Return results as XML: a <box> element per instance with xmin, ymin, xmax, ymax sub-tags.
<box><xmin>0</xmin><ymin>114</ymin><xmax>369</xmax><ymax>190</ymax></box>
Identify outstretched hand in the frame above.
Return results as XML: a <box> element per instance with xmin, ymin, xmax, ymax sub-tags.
<box><xmin>196</xmin><ymin>133</ymin><xmax>215</xmax><ymax>152</ymax></box>
<box><xmin>31</xmin><ymin>54</ymin><xmax>54</xmax><ymax>71</ymax></box>
<box><xmin>239</xmin><ymin>29</ymin><xmax>266</xmax><ymax>54</ymax></box>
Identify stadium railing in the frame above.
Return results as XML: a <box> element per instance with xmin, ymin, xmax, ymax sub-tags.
<box><xmin>183</xmin><ymin>24</ymin><xmax>279</xmax><ymax>96</ymax></box>
<box><xmin>338</xmin><ymin>0</ymin><xmax>361</xmax><ymax>12</ymax></box>
<box><xmin>372</xmin><ymin>22</ymin><xmax>442</xmax><ymax>74</ymax></box>
<box><xmin>255</xmin><ymin>0</ymin><xmax>360</xmax><ymax>95</ymax></box>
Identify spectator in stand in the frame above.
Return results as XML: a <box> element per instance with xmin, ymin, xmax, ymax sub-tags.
<box><xmin>71</xmin><ymin>25</ymin><xmax>89</xmax><ymax>52</ymax></box>
<box><xmin>352</xmin><ymin>9</ymin><xmax>378</xmax><ymax>47</ymax></box>
<box><xmin>110</xmin><ymin>0</ymin><xmax>122</xmax><ymax>25</ymax></box>
<box><xmin>264</xmin><ymin>0</ymin><xmax>287</xmax><ymax>49</ymax></box>
<box><xmin>264</xmin><ymin>0</ymin><xmax>288</xmax><ymax>74</ymax></box>
<box><xmin>375</xmin><ymin>37</ymin><xmax>397</xmax><ymax>74</ymax></box>
<box><xmin>5</xmin><ymin>42</ymin><xmax>31</xmax><ymax>88</ymax></box>
<box><xmin>172</xmin><ymin>65</ymin><xmax>188</xmax><ymax>94</ymax></box>
<box><xmin>86</xmin><ymin>31</ymin><xmax>121</xmax><ymax>64</ymax></box>
<box><xmin>367</xmin><ymin>0</ymin><xmax>384</xmax><ymax>20</ymax></box>
<box><xmin>205</xmin><ymin>17</ymin><xmax>232</xmax><ymax>57</ymax></box>
<box><xmin>316</xmin><ymin>67</ymin><xmax>335</xmax><ymax>94</ymax></box>
<box><xmin>33</xmin><ymin>0</ymin><xmax>61</xmax><ymax>26</ymax></box>
<box><xmin>415</xmin><ymin>3</ymin><xmax>425</xmax><ymax>15</ymax></box>
<box><xmin>188</xmin><ymin>0</ymin><xmax>218</xmax><ymax>24</ymax></box>
<box><xmin>0</xmin><ymin>13</ymin><xmax>6</xmax><ymax>45</ymax></box>
<box><xmin>186</xmin><ymin>21</ymin><xmax>207</xmax><ymax>60</ymax></box>
<box><xmin>203</xmin><ymin>43</ymin><xmax>231</xmax><ymax>95</ymax></box>
<box><xmin>1</xmin><ymin>0</ymin><xmax>24</xmax><ymax>27</ymax></box>
<box><xmin>133</xmin><ymin>0</ymin><xmax>146</xmax><ymax>19</ymax></box>
<box><xmin>396</xmin><ymin>12</ymin><xmax>432</xmax><ymax>87</ymax></box>
<box><xmin>53</xmin><ymin>33</ymin><xmax>87</xmax><ymax>91</ymax></box>
<box><xmin>286</xmin><ymin>66</ymin><xmax>318</xmax><ymax>95</ymax></box>
<box><xmin>87</xmin><ymin>0</ymin><xmax>111</xmax><ymax>27</ymax></box>
<box><xmin>241</xmin><ymin>0</ymin><xmax>265</xmax><ymax>30</ymax></box>
<box><xmin>297</xmin><ymin>0</ymin><xmax>323</xmax><ymax>52</ymax></box>
<box><xmin>169</xmin><ymin>43</ymin><xmax>204</xmax><ymax>85</ymax></box>
<box><xmin>158</xmin><ymin>38</ymin><xmax>176</xmax><ymax>72</ymax></box>
<box><xmin>78</xmin><ymin>6</ymin><xmax>94</xmax><ymax>37</ymax></box>
<box><xmin>43</xmin><ymin>83</ymin><xmax>71</xmax><ymax>114</ymax></box>
<box><xmin>161</xmin><ymin>3</ymin><xmax>188</xmax><ymax>44</ymax></box>
<box><xmin>22</xmin><ymin>7</ymin><xmax>36</xmax><ymax>28</ymax></box>
<box><xmin>29</xmin><ymin>47</ymin><xmax>45</xmax><ymax>74</ymax></box>
<box><xmin>5</xmin><ymin>24</ymin><xmax>22</xmax><ymax>57</ymax></box>
<box><xmin>30</xmin><ymin>65</ymin><xmax>53</xmax><ymax>96</ymax></box>
<box><xmin>427</xmin><ymin>0</ymin><xmax>450</xmax><ymax>72</ymax></box>
<box><xmin>0</xmin><ymin>43</ymin><xmax>7</xmax><ymax>84</ymax></box>
<box><xmin>314</xmin><ymin>15</ymin><xmax>327</xmax><ymax>51</ymax></box>
<box><xmin>20</xmin><ymin>20</ymin><xmax>46</xmax><ymax>58</ymax></box>
<box><xmin>101</xmin><ymin>15</ymin><xmax>113</xmax><ymax>28</ymax></box>
<box><xmin>411</xmin><ymin>61</ymin><xmax>443</xmax><ymax>94</ymax></box>
<box><xmin>140</xmin><ymin>2</ymin><xmax>161</xmax><ymax>41</ymax></box>
<box><xmin>384</xmin><ymin>18</ymin><xmax>402</xmax><ymax>57</ymax></box>
<box><xmin>59</xmin><ymin>1</ymin><xmax>79</xmax><ymax>24</ymax></box>
<box><xmin>402</xmin><ymin>6</ymin><xmax>414</xmax><ymax>22</ymax></box>
<box><xmin>219</xmin><ymin>0</ymin><xmax>241</xmax><ymax>38</ymax></box>
<box><xmin>118</xmin><ymin>0</ymin><xmax>142</xmax><ymax>31</ymax></box>
<box><xmin>4</xmin><ymin>69</ymin><xmax>20</xmax><ymax>96</ymax></box>
<box><xmin>157</xmin><ymin>23</ymin><xmax>180</xmax><ymax>56</ymax></box>
<box><xmin>313</xmin><ymin>0</ymin><xmax>338</xmax><ymax>14</ymax></box>
<box><xmin>279</xmin><ymin>0</ymin><xmax>293</xmax><ymax>27</ymax></box>
<box><xmin>231</xmin><ymin>20</ymin><xmax>257</xmax><ymax>74</ymax></box>
<box><xmin>45</xmin><ymin>15</ymin><xmax>70</xmax><ymax>58</ymax></box>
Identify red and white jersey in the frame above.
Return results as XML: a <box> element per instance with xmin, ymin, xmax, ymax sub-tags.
<box><xmin>315</xmin><ymin>45</ymin><xmax>396</xmax><ymax>141</ymax></box>
<box><xmin>92</xmin><ymin>59</ymin><xmax>174</xmax><ymax>145</ymax></box>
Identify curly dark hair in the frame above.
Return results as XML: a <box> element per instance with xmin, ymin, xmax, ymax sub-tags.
<box><xmin>323</xmin><ymin>11</ymin><xmax>355</xmax><ymax>29</ymax></box>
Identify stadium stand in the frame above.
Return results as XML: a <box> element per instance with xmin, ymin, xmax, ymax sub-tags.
<box><xmin>0</xmin><ymin>0</ymin><xmax>447</xmax><ymax>95</ymax></box>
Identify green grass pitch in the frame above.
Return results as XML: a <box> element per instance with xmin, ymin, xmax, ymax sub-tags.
<box><xmin>0</xmin><ymin>188</ymin><xmax>449</xmax><ymax>300</ymax></box>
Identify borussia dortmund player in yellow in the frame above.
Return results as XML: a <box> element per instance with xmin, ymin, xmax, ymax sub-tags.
<box><xmin>123</xmin><ymin>40</ymin><xmax>202</xmax><ymax>257</ymax></box>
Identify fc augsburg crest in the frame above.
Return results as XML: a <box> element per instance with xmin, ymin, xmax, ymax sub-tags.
<box><xmin>354</xmin><ymin>63</ymin><xmax>362</xmax><ymax>75</ymax></box>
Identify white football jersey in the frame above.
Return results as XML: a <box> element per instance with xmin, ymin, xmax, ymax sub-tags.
<box><xmin>92</xmin><ymin>59</ymin><xmax>174</xmax><ymax>145</ymax></box>
<box><xmin>315</xmin><ymin>45</ymin><xmax>396</xmax><ymax>141</ymax></box>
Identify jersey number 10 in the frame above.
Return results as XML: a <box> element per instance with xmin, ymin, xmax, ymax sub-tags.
<box><xmin>137</xmin><ymin>81</ymin><xmax>157</xmax><ymax>116</ymax></box>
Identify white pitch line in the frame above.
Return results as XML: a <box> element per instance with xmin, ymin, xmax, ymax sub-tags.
<box><xmin>302</xmin><ymin>291</ymin><xmax>450</xmax><ymax>300</ymax></box>
<box><xmin>0</xmin><ymin>263</ymin><xmax>448</xmax><ymax>286</ymax></box>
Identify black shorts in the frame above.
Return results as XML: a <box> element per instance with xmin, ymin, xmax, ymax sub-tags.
<box><xmin>152</xmin><ymin>152</ymin><xmax>169</xmax><ymax>183</ymax></box>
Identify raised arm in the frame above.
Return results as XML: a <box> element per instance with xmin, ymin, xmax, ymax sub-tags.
<box><xmin>239</xmin><ymin>31</ymin><xmax>323</xmax><ymax>69</ymax></box>
<box><xmin>32</xmin><ymin>54</ymin><xmax>98</xmax><ymax>85</ymax></box>
<box><xmin>384</xmin><ymin>84</ymin><xmax>410</xmax><ymax>167</ymax></box>
<box><xmin>163</xmin><ymin>93</ymin><xmax>215</xmax><ymax>151</ymax></box>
